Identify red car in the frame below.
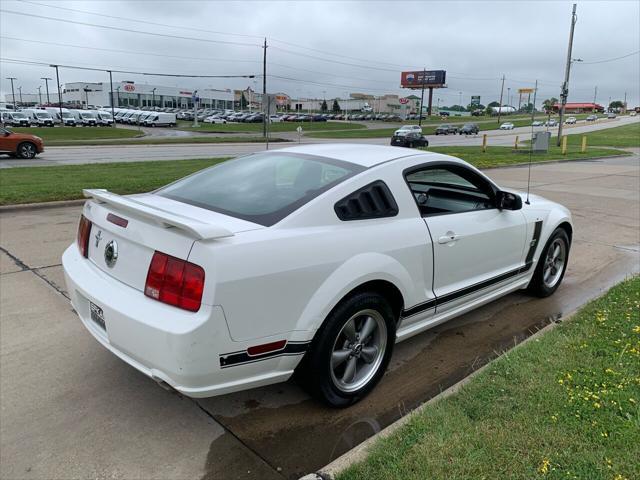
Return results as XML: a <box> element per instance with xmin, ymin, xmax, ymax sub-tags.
<box><xmin>0</xmin><ymin>127</ymin><xmax>44</xmax><ymax>159</ymax></box>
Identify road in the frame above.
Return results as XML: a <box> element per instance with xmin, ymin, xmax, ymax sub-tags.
<box><xmin>1</xmin><ymin>154</ymin><xmax>638</xmax><ymax>479</ymax></box>
<box><xmin>0</xmin><ymin>116</ymin><xmax>637</xmax><ymax>168</ymax></box>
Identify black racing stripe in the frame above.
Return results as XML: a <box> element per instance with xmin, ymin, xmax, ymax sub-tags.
<box><xmin>401</xmin><ymin>299</ymin><xmax>436</xmax><ymax>318</ymax></box>
<box><xmin>525</xmin><ymin>220</ymin><xmax>544</xmax><ymax>264</ymax></box>
<box><xmin>219</xmin><ymin>341</ymin><xmax>310</xmax><ymax>368</ymax></box>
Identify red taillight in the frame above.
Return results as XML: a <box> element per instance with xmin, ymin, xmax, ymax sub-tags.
<box><xmin>107</xmin><ymin>213</ymin><xmax>128</xmax><ymax>228</ymax></box>
<box><xmin>144</xmin><ymin>251</ymin><xmax>205</xmax><ymax>312</ymax></box>
<box><xmin>77</xmin><ymin>214</ymin><xmax>92</xmax><ymax>258</ymax></box>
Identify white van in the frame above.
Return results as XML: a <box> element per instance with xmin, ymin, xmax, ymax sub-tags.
<box><xmin>137</xmin><ymin>111</ymin><xmax>156</xmax><ymax>125</ymax></box>
<box><xmin>94</xmin><ymin>110</ymin><xmax>115</xmax><ymax>126</ymax></box>
<box><xmin>2</xmin><ymin>111</ymin><xmax>31</xmax><ymax>127</ymax></box>
<box><xmin>70</xmin><ymin>109</ymin><xmax>98</xmax><ymax>126</ymax></box>
<box><xmin>43</xmin><ymin>107</ymin><xmax>77</xmax><ymax>127</ymax></box>
<box><xmin>146</xmin><ymin>112</ymin><xmax>177</xmax><ymax>127</ymax></box>
<box><xmin>114</xmin><ymin>109</ymin><xmax>132</xmax><ymax>123</ymax></box>
<box><xmin>21</xmin><ymin>109</ymin><xmax>55</xmax><ymax>127</ymax></box>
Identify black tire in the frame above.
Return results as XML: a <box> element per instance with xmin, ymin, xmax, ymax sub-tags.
<box><xmin>528</xmin><ymin>228</ymin><xmax>570</xmax><ymax>298</ymax></box>
<box><xmin>17</xmin><ymin>142</ymin><xmax>37</xmax><ymax>159</ymax></box>
<box><xmin>297</xmin><ymin>291</ymin><xmax>396</xmax><ymax>407</ymax></box>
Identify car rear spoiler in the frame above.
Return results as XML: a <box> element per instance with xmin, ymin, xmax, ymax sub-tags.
<box><xmin>83</xmin><ymin>189</ymin><xmax>234</xmax><ymax>240</ymax></box>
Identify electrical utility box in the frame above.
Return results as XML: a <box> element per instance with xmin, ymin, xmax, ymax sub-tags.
<box><xmin>532</xmin><ymin>131</ymin><xmax>551</xmax><ymax>152</ymax></box>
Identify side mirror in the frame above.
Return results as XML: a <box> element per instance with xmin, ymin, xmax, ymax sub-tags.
<box><xmin>496</xmin><ymin>190</ymin><xmax>523</xmax><ymax>211</ymax></box>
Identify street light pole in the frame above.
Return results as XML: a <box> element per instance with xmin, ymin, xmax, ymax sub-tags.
<box><xmin>41</xmin><ymin>77</ymin><xmax>52</xmax><ymax>104</ymax></box>
<box><xmin>38</xmin><ymin>85</ymin><xmax>42</xmax><ymax>105</ymax></box>
<box><xmin>6</xmin><ymin>77</ymin><xmax>17</xmax><ymax>109</ymax></box>
<box><xmin>557</xmin><ymin>3</ymin><xmax>578</xmax><ymax>146</ymax></box>
<box><xmin>151</xmin><ymin>88</ymin><xmax>156</xmax><ymax>109</ymax></box>
<box><xmin>116</xmin><ymin>86</ymin><xmax>120</xmax><ymax>107</ymax></box>
<box><xmin>192</xmin><ymin>90</ymin><xmax>199</xmax><ymax>128</ymax></box>
<box><xmin>17</xmin><ymin>86</ymin><xmax>23</xmax><ymax>106</ymax></box>
<box><xmin>50</xmin><ymin>64</ymin><xmax>63</xmax><ymax>124</ymax></box>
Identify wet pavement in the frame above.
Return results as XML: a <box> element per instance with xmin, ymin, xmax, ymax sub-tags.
<box><xmin>1</xmin><ymin>155</ymin><xmax>638</xmax><ymax>479</ymax></box>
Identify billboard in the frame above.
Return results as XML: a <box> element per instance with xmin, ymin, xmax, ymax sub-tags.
<box><xmin>471</xmin><ymin>95</ymin><xmax>481</xmax><ymax>106</ymax></box>
<box><xmin>400</xmin><ymin>70</ymin><xmax>446</xmax><ymax>89</ymax></box>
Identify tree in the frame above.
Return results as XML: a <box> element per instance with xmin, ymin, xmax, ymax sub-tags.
<box><xmin>467</xmin><ymin>103</ymin><xmax>485</xmax><ymax>111</ymax></box>
<box><xmin>240</xmin><ymin>93</ymin><xmax>248</xmax><ymax>110</ymax></box>
<box><xmin>609</xmin><ymin>100</ymin><xmax>624</xmax><ymax>110</ymax></box>
<box><xmin>332</xmin><ymin>99</ymin><xmax>340</xmax><ymax>113</ymax></box>
<box><xmin>520</xmin><ymin>102</ymin><xmax>534</xmax><ymax>113</ymax></box>
<box><xmin>542</xmin><ymin>97</ymin><xmax>558</xmax><ymax>112</ymax></box>
<box><xmin>448</xmin><ymin>104</ymin><xmax>466</xmax><ymax>112</ymax></box>
<box><xmin>321</xmin><ymin>99</ymin><xmax>328</xmax><ymax>112</ymax></box>
<box><xmin>487</xmin><ymin>101</ymin><xmax>500</xmax><ymax>107</ymax></box>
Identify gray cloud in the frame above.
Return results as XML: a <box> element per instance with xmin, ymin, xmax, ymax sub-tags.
<box><xmin>1</xmin><ymin>0</ymin><xmax>639</xmax><ymax>107</ymax></box>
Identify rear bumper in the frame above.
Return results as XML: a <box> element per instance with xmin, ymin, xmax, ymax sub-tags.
<box><xmin>62</xmin><ymin>245</ymin><xmax>299</xmax><ymax>397</ymax></box>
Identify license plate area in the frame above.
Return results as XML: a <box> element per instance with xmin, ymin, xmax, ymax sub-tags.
<box><xmin>90</xmin><ymin>302</ymin><xmax>106</xmax><ymax>330</ymax></box>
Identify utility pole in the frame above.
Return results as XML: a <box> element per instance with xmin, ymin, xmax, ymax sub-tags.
<box><xmin>17</xmin><ymin>86</ymin><xmax>23</xmax><ymax>106</ymax></box>
<box><xmin>38</xmin><ymin>85</ymin><xmax>42</xmax><ymax>105</ymax></box>
<box><xmin>623</xmin><ymin>91</ymin><xmax>627</xmax><ymax>112</ymax></box>
<box><xmin>51</xmin><ymin>65</ymin><xmax>63</xmax><ymax>122</ymax></box>
<box><xmin>557</xmin><ymin>3</ymin><xmax>578</xmax><ymax>146</ymax></box>
<box><xmin>497</xmin><ymin>75</ymin><xmax>505</xmax><ymax>125</ymax></box>
<box><xmin>192</xmin><ymin>90</ymin><xmax>199</xmax><ymax>128</ymax></box>
<box><xmin>262</xmin><ymin>37</ymin><xmax>267</xmax><ymax>138</ymax></box>
<box><xmin>41</xmin><ymin>77</ymin><xmax>52</xmax><ymax>104</ymax></box>
<box><xmin>419</xmin><ymin>68</ymin><xmax>426</xmax><ymax>126</ymax></box>
<box><xmin>592</xmin><ymin>86</ymin><xmax>597</xmax><ymax>106</ymax></box>
<box><xmin>108</xmin><ymin>70</ymin><xmax>115</xmax><ymax>121</ymax></box>
<box><xmin>6</xmin><ymin>77</ymin><xmax>16</xmax><ymax>109</ymax></box>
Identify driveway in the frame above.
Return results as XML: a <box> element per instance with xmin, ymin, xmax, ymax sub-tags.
<box><xmin>1</xmin><ymin>155</ymin><xmax>638</xmax><ymax>479</ymax></box>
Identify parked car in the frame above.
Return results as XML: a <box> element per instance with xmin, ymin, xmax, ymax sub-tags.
<box><xmin>435</xmin><ymin>124</ymin><xmax>458</xmax><ymax>135</ymax></box>
<box><xmin>607</xmin><ymin>112</ymin><xmax>616</xmax><ymax>119</ymax></box>
<box><xmin>459</xmin><ymin>123</ymin><xmax>479</xmax><ymax>135</ymax></box>
<box><xmin>586</xmin><ymin>115</ymin><xmax>598</xmax><ymax>122</ymax></box>
<box><xmin>439</xmin><ymin>111</ymin><xmax>450</xmax><ymax>117</ymax></box>
<box><xmin>390</xmin><ymin>131</ymin><xmax>429</xmax><ymax>148</ymax></box>
<box><xmin>204</xmin><ymin>116</ymin><xmax>227</xmax><ymax>124</ymax></box>
<box><xmin>146</xmin><ymin>113</ymin><xmax>177</xmax><ymax>127</ymax></box>
<box><xmin>532</xmin><ymin>120</ymin><xmax>544</xmax><ymax>127</ymax></box>
<box><xmin>394</xmin><ymin>125</ymin><xmax>422</xmax><ymax>137</ymax></box>
<box><xmin>543</xmin><ymin>119</ymin><xmax>558</xmax><ymax>127</ymax></box>
<box><xmin>64</xmin><ymin>144</ymin><xmax>572</xmax><ymax>406</ymax></box>
<box><xmin>2</xmin><ymin>111</ymin><xmax>31</xmax><ymax>127</ymax></box>
<box><xmin>0</xmin><ymin>126</ymin><xmax>44</xmax><ymax>158</ymax></box>
<box><xmin>268</xmin><ymin>115</ymin><xmax>282</xmax><ymax>123</ymax></box>
<box><xmin>70</xmin><ymin>110</ymin><xmax>99</xmax><ymax>127</ymax></box>
<box><xmin>565</xmin><ymin>117</ymin><xmax>577</xmax><ymax>124</ymax></box>
<box><xmin>499</xmin><ymin>122</ymin><xmax>515</xmax><ymax>130</ymax></box>
<box><xmin>21</xmin><ymin>109</ymin><xmax>55</xmax><ymax>127</ymax></box>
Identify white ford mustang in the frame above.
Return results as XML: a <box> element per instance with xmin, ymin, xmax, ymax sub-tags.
<box><xmin>62</xmin><ymin>144</ymin><xmax>572</xmax><ymax>407</ymax></box>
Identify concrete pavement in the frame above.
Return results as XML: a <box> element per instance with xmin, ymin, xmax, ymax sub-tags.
<box><xmin>1</xmin><ymin>155</ymin><xmax>638</xmax><ymax>479</ymax></box>
<box><xmin>0</xmin><ymin>116</ymin><xmax>636</xmax><ymax>168</ymax></box>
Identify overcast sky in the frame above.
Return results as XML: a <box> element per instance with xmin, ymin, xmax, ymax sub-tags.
<box><xmin>1</xmin><ymin>0</ymin><xmax>639</xmax><ymax>107</ymax></box>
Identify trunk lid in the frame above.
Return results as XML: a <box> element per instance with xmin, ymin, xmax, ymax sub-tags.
<box><xmin>83</xmin><ymin>190</ymin><xmax>263</xmax><ymax>292</ymax></box>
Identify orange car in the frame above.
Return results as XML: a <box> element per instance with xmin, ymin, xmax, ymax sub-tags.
<box><xmin>0</xmin><ymin>127</ymin><xmax>44</xmax><ymax>159</ymax></box>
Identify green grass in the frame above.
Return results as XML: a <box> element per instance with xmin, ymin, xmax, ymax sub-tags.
<box><xmin>338</xmin><ymin>276</ymin><xmax>640</xmax><ymax>480</ymax></box>
<box><xmin>42</xmin><ymin>136</ymin><xmax>289</xmax><ymax>146</ymax></box>
<box><xmin>0</xmin><ymin>158</ymin><xmax>227</xmax><ymax>205</ymax></box>
<box><xmin>564</xmin><ymin>122</ymin><xmax>640</xmax><ymax>148</ymax></box>
<box><xmin>0</xmin><ymin>144</ymin><xmax>630</xmax><ymax>205</ymax></box>
<box><xmin>10</xmin><ymin>126</ymin><xmax>142</xmax><ymax>143</ymax></box>
<box><xmin>425</xmin><ymin>145</ymin><xmax>628</xmax><ymax>169</ymax></box>
<box><xmin>177</xmin><ymin>121</ymin><xmax>366</xmax><ymax>133</ymax></box>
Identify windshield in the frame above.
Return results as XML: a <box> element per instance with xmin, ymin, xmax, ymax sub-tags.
<box><xmin>36</xmin><ymin>112</ymin><xmax>51</xmax><ymax>119</ymax></box>
<box><xmin>157</xmin><ymin>152</ymin><xmax>364</xmax><ymax>226</ymax></box>
<box><xmin>100</xmin><ymin>113</ymin><xmax>113</xmax><ymax>119</ymax></box>
<box><xmin>12</xmin><ymin>113</ymin><xmax>27</xmax><ymax>119</ymax></box>
<box><xmin>81</xmin><ymin>113</ymin><xmax>96</xmax><ymax>119</ymax></box>
<box><xmin>61</xmin><ymin>112</ymin><xmax>72</xmax><ymax>118</ymax></box>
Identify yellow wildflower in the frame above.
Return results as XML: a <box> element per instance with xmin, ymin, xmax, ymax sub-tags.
<box><xmin>538</xmin><ymin>458</ymin><xmax>551</xmax><ymax>475</ymax></box>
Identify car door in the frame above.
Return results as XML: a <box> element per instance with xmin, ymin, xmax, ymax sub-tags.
<box><xmin>404</xmin><ymin>163</ymin><xmax>527</xmax><ymax>313</ymax></box>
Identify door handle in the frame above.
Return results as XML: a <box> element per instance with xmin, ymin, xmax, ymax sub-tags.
<box><xmin>438</xmin><ymin>232</ymin><xmax>461</xmax><ymax>244</ymax></box>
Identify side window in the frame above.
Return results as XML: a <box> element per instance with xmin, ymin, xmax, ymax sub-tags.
<box><xmin>405</xmin><ymin>165</ymin><xmax>495</xmax><ymax>216</ymax></box>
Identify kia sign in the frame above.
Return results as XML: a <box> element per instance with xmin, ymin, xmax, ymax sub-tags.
<box><xmin>123</xmin><ymin>84</ymin><xmax>135</xmax><ymax>92</ymax></box>
<box><xmin>400</xmin><ymin>70</ymin><xmax>446</xmax><ymax>89</ymax></box>
<box><xmin>399</xmin><ymin>97</ymin><xmax>409</xmax><ymax>104</ymax></box>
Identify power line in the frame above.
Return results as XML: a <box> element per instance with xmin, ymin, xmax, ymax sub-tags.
<box><xmin>17</xmin><ymin>0</ymin><xmax>265</xmax><ymax>40</ymax></box>
<box><xmin>578</xmin><ymin>50</ymin><xmax>640</xmax><ymax>65</ymax></box>
<box><xmin>0</xmin><ymin>58</ymin><xmax>256</xmax><ymax>78</ymax></box>
<box><xmin>0</xmin><ymin>9</ymin><xmax>261</xmax><ymax>48</ymax></box>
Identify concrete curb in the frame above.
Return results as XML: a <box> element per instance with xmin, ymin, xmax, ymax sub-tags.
<box><xmin>0</xmin><ymin>198</ymin><xmax>85</xmax><ymax>213</ymax></box>
<box><xmin>311</xmin><ymin>316</ymin><xmax>570</xmax><ymax>480</ymax></box>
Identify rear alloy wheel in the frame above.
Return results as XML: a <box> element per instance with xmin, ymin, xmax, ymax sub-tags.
<box><xmin>528</xmin><ymin>228</ymin><xmax>570</xmax><ymax>297</ymax></box>
<box><xmin>298</xmin><ymin>292</ymin><xmax>396</xmax><ymax>407</ymax></box>
<box><xmin>17</xmin><ymin>142</ymin><xmax>37</xmax><ymax>159</ymax></box>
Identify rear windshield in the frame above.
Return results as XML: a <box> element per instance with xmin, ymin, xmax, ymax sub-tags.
<box><xmin>157</xmin><ymin>152</ymin><xmax>364</xmax><ymax>226</ymax></box>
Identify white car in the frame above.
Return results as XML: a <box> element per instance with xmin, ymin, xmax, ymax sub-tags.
<box><xmin>531</xmin><ymin>121</ymin><xmax>543</xmax><ymax>127</ymax></box>
<box><xmin>565</xmin><ymin>117</ymin><xmax>577</xmax><ymax>124</ymax></box>
<box><xmin>544</xmin><ymin>119</ymin><xmax>559</xmax><ymax>127</ymax></box>
<box><xmin>394</xmin><ymin>125</ymin><xmax>422</xmax><ymax>137</ymax></box>
<box><xmin>499</xmin><ymin>122</ymin><xmax>515</xmax><ymax>130</ymax></box>
<box><xmin>62</xmin><ymin>144</ymin><xmax>572</xmax><ymax>407</ymax></box>
<box><xmin>204</xmin><ymin>116</ymin><xmax>227</xmax><ymax>124</ymax></box>
<box><xmin>268</xmin><ymin>115</ymin><xmax>282</xmax><ymax>123</ymax></box>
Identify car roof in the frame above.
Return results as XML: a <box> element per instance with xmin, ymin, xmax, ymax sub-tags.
<box><xmin>271</xmin><ymin>143</ymin><xmax>440</xmax><ymax>168</ymax></box>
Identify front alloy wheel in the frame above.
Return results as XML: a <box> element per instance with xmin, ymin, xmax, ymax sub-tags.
<box><xmin>528</xmin><ymin>228</ymin><xmax>570</xmax><ymax>297</ymax></box>
<box><xmin>17</xmin><ymin>142</ymin><xmax>36</xmax><ymax>159</ymax></box>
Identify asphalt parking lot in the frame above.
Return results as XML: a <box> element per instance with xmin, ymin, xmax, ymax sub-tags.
<box><xmin>1</xmin><ymin>155</ymin><xmax>638</xmax><ymax>479</ymax></box>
